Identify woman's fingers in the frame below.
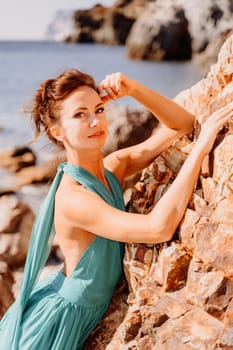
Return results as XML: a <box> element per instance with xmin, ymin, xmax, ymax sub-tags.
<box><xmin>217</xmin><ymin>110</ymin><xmax>233</xmax><ymax>130</ymax></box>
<box><xmin>210</xmin><ymin>101</ymin><xmax>233</xmax><ymax>122</ymax></box>
<box><xmin>97</xmin><ymin>72</ymin><xmax>125</xmax><ymax>101</ymax></box>
<box><xmin>203</xmin><ymin>101</ymin><xmax>233</xmax><ymax>131</ymax></box>
<box><xmin>101</xmin><ymin>95</ymin><xmax>112</xmax><ymax>104</ymax></box>
<box><xmin>197</xmin><ymin>101</ymin><xmax>233</xmax><ymax>155</ymax></box>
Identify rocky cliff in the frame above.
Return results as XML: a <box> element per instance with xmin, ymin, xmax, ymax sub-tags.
<box><xmin>84</xmin><ymin>33</ymin><xmax>233</xmax><ymax>350</ymax></box>
<box><xmin>61</xmin><ymin>0</ymin><xmax>233</xmax><ymax>66</ymax></box>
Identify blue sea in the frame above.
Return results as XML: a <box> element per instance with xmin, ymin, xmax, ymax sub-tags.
<box><xmin>0</xmin><ymin>40</ymin><xmax>202</xmax><ymax>162</ymax></box>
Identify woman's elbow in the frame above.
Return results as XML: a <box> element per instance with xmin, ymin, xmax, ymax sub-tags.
<box><xmin>176</xmin><ymin>112</ymin><xmax>195</xmax><ymax>135</ymax></box>
<box><xmin>147</xmin><ymin>221</ymin><xmax>176</xmax><ymax>244</ymax></box>
<box><xmin>185</xmin><ymin>113</ymin><xmax>195</xmax><ymax>133</ymax></box>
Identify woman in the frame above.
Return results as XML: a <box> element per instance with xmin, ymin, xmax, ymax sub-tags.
<box><xmin>0</xmin><ymin>69</ymin><xmax>232</xmax><ymax>350</ymax></box>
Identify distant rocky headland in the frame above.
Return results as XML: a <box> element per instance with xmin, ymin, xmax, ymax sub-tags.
<box><xmin>47</xmin><ymin>0</ymin><xmax>233</xmax><ymax>75</ymax></box>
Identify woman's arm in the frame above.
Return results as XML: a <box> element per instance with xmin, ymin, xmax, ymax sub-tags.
<box><xmin>104</xmin><ymin>125</ymin><xmax>184</xmax><ymax>181</ymax></box>
<box><xmin>99</xmin><ymin>73</ymin><xmax>195</xmax><ymax>180</ymax></box>
<box><xmin>60</xmin><ymin>103</ymin><xmax>233</xmax><ymax>244</ymax></box>
<box><xmin>98</xmin><ymin>72</ymin><xmax>194</xmax><ymax>133</ymax></box>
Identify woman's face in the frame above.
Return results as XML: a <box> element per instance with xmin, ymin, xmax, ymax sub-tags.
<box><xmin>59</xmin><ymin>86</ymin><xmax>108</xmax><ymax>151</ymax></box>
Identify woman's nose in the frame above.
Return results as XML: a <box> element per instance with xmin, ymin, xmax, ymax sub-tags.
<box><xmin>89</xmin><ymin>113</ymin><xmax>98</xmax><ymax>127</ymax></box>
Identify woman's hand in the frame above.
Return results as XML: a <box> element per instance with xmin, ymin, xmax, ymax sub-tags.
<box><xmin>97</xmin><ymin>72</ymin><xmax>136</xmax><ymax>103</ymax></box>
<box><xmin>196</xmin><ymin>101</ymin><xmax>233</xmax><ymax>155</ymax></box>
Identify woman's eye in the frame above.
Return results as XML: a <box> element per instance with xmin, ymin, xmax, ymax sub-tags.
<box><xmin>73</xmin><ymin>112</ymin><xmax>85</xmax><ymax>118</ymax></box>
<box><xmin>96</xmin><ymin>107</ymin><xmax>104</xmax><ymax>114</ymax></box>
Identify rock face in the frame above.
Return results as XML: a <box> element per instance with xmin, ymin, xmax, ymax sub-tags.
<box><xmin>84</xmin><ymin>34</ymin><xmax>233</xmax><ymax>349</ymax></box>
<box><xmin>62</xmin><ymin>0</ymin><xmax>233</xmax><ymax>64</ymax></box>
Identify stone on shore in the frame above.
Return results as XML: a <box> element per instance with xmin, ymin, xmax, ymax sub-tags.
<box><xmin>0</xmin><ymin>195</ymin><xmax>35</xmax><ymax>267</ymax></box>
<box><xmin>0</xmin><ymin>146</ymin><xmax>36</xmax><ymax>172</ymax></box>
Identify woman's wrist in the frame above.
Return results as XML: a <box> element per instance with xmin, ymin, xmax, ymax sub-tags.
<box><xmin>127</xmin><ymin>78</ymin><xmax>141</xmax><ymax>97</ymax></box>
<box><xmin>191</xmin><ymin>140</ymin><xmax>208</xmax><ymax>160</ymax></box>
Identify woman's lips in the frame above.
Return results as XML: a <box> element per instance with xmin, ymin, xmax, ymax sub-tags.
<box><xmin>88</xmin><ymin>130</ymin><xmax>105</xmax><ymax>138</ymax></box>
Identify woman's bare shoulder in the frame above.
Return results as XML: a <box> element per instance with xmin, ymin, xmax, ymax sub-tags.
<box><xmin>55</xmin><ymin>173</ymin><xmax>97</xmax><ymax>209</ymax></box>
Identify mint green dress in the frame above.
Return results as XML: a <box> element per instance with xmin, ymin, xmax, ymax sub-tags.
<box><xmin>0</xmin><ymin>163</ymin><xmax>125</xmax><ymax>350</ymax></box>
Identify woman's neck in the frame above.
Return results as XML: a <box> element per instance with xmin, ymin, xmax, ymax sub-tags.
<box><xmin>66</xmin><ymin>149</ymin><xmax>112</xmax><ymax>192</ymax></box>
<box><xmin>66</xmin><ymin>149</ymin><xmax>105</xmax><ymax>179</ymax></box>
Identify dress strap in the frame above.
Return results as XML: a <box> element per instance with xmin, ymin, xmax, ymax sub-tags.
<box><xmin>63</xmin><ymin>163</ymin><xmax>125</xmax><ymax>210</ymax></box>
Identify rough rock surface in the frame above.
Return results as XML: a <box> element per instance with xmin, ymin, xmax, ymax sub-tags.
<box><xmin>84</xmin><ymin>34</ymin><xmax>233</xmax><ymax>350</ymax></box>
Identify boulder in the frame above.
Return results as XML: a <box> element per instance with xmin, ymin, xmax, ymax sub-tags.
<box><xmin>103</xmin><ymin>104</ymin><xmax>158</xmax><ymax>156</ymax></box>
<box><xmin>66</xmin><ymin>1</ymin><xmax>145</xmax><ymax>45</ymax></box>
<box><xmin>16</xmin><ymin>158</ymin><xmax>62</xmax><ymax>186</ymax></box>
<box><xmin>65</xmin><ymin>5</ymin><xmax>117</xmax><ymax>45</ymax></box>
<box><xmin>0</xmin><ymin>262</ymin><xmax>15</xmax><ymax>319</ymax></box>
<box><xmin>0</xmin><ymin>195</ymin><xmax>35</xmax><ymax>267</ymax></box>
<box><xmin>127</xmin><ymin>0</ymin><xmax>233</xmax><ymax>61</ymax></box>
<box><xmin>126</xmin><ymin>0</ymin><xmax>192</xmax><ymax>60</ymax></box>
<box><xmin>0</xmin><ymin>146</ymin><xmax>36</xmax><ymax>172</ymax></box>
<box><xmin>194</xmin><ymin>29</ymin><xmax>233</xmax><ymax>76</ymax></box>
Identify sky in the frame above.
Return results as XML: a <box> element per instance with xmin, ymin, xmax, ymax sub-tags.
<box><xmin>0</xmin><ymin>0</ymin><xmax>115</xmax><ymax>40</ymax></box>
